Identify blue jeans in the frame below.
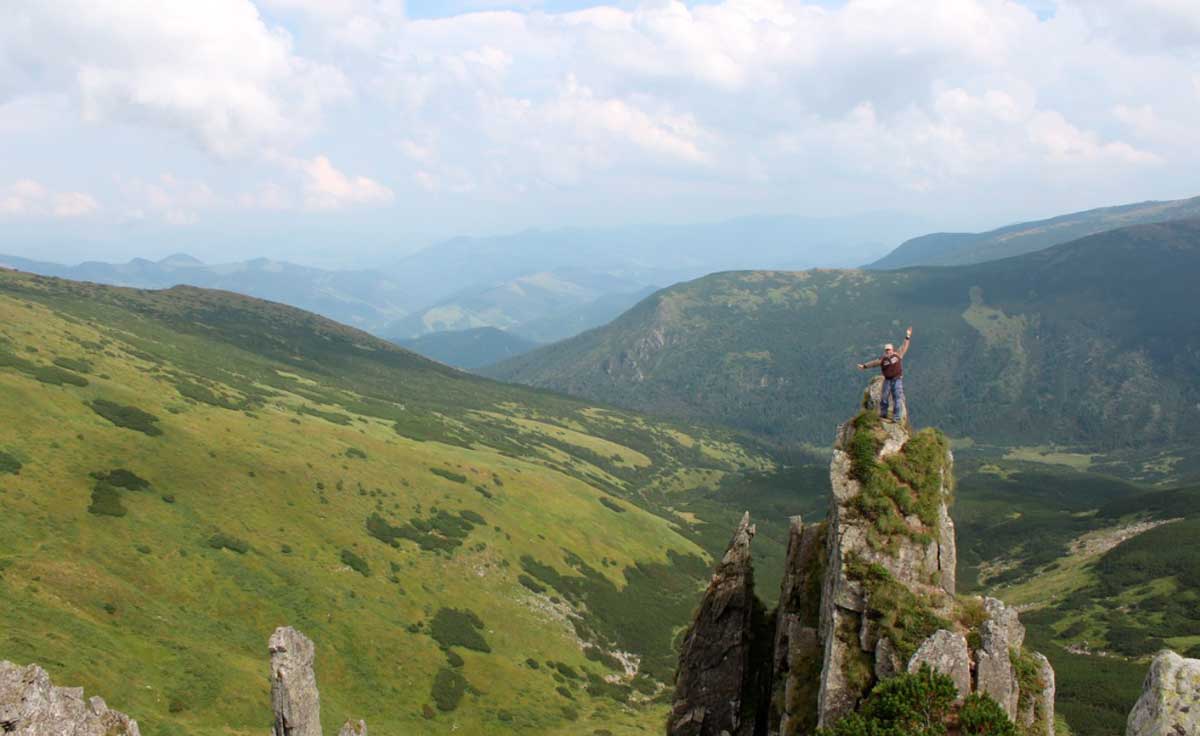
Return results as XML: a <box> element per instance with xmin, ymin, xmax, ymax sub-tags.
<box><xmin>881</xmin><ymin>377</ymin><xmax>905</xmax><ymax>420</ymax></box>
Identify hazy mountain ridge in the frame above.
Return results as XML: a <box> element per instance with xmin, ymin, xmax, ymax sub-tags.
<box><xmin>488</xmin><ymin>219</ymin><xmax>1200</xmax><ymax>453</ymax></box>
<box><xmin>0</xmin><ymin>252</ymin><xmax>410</xmax><ymax>332</ymax></box>
<box><xmin>869</xmin><ymin>194</ymin><xmax>1200</xmax><ymax>269</ymax></box>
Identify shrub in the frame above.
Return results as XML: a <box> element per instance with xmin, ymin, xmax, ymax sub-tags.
<box><xmin>460</xmin><ymin>509</ymin><xmax>486</xmax><ymax>524</ymax></box>
<box><xmin>817</xmin><ymin>665</ymin><xmax>958</xmax><ymax>736</ymax></box>
<box><xmin>52</xmin><ymin>356</ymin><xmax>93</xmax><ymax>374</ymax></box>
<box><xmin>430</xmin><ymin>607</ymin><xmax>491</xmax><ymax>653</ymax></box>
<box><xmin>446</xmin><ymin>650</ymin><xmax>464</xmax><ymax>668</ymax></box>
<box><xmin>959</xmin><ymin>692</ymin><xmax>1018</xmax><ymax>735</ymax></box>
<box><xmin>161</xmin><ymin>494</ymin><xmax>176</xmax><ymax>504</ymax></box>
<box><xmin>207</xmin><ymin>533</ymin><xmax>249</xmax><ymax>554</ymax></box>
<box><xmin>431</xmin><ymin>668</ymin><xmax>467</xmax><ymax>711</ymax></box>
<box><xmin>430</xmin><ymin>467</ymin><xmax>468</xmax><ymax>483</ymax></box>
<box><xmin>345</xmin><ymin>447</ymin><xmax>367</xmax><ymax>460</ymax></box>
<box><xmin>0</xmin><ymin>451</ymin><xmax>21</xmax><ymax>475</ymax></box>
<box><xmin>525</xmin><ymin>658</ymin><xmax>540</xmax><ymax>669</ymax></box>
<box><xmin>31</xmin><ymin>364</ymin><xmax>89</xmax><ymax>386</ymax></box>
<box><xmin>519</xmin><ymin>574</ymin><xmax>547</xmax><ymax>594</ymax></box>
<box><xmin>599</xmin><ymin>496</ymin><xmax>626</xmax><ymax>513</ymax></box>
<box><xmin>88</xmin><ymin>483</ymin><xmax>127</xmax><ymax>517</ymax></box>
<box><xmin>340</xmin><ymin>549</ymin><xmax>370</xmax><ymax>576</ymax></box>
<box><xmin>89</xmin><ymin>399</ymin><xmax>163</xmax><ymax>436</ymax></box>
<box><xmin>474</xmin><ymin>485</ymin><xmax>493</xmax><ymax>499</ymax></box>
<box><xmin>92</xmin><ymin>468</ymin><xmax>151</xmax><ymax>491</ymax></box>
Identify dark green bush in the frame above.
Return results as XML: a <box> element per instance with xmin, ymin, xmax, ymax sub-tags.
<box><xmin>518</xmin><ymin>574</ymin><xmax>546</xmax><ymax>594</ymax></box>
<box><xmin>445</xmin><ymin>650</ymin><xmax>464</xmax><ymax>668</ymax></box>
<box><xmin>0</xmin><ymin>450</ymin><xmax>21</xmax><ymax>475</ymax></box>
<box><xmin>430</xmin><ymin>467</ymin><xmax>468</xmax><ymax>483</ymax></box>
<box><xmin>52</xmin><ymin>356</ymin><xmax>93</xmax><ymax>374</ymax></box>
<box><xmin>460</xmin><ymin>509</ymin><xmax>486</xmax><ymax>524</ymax></box>
<box><xmin>89</xmin><ymin>399</ymin><xmax>162</xmax><ymax>436</ymax></box>
<box><xmin>345</xmin><ymin>447</ymin><xmax>367</xmax><ymax>460</ymax></box>
<box><xmin>959</xmin><ymin>692</ymin><xmax>1017</xmax><ymax>735</ymax></box>
<box><xmin>818</xmin><ymin>666</ymin><xmax>958</xmax><ymax>736</ymax></box>
<box><xmin>207</xmin><ymin>533</ymin><xmax>249</xmax><ymax>554</ymax></box>
<box><xmin>599</xmin><ymin>496</ymin><xmax>626</xmax><ymax>513</ymax></box>
<box><xmin>92</xmin><ymin>468</ymin><xmax>150</xmax><ymax>491</ymax></box>
<box><xmin>525</xmin><ymin>658</ymin><xmax>540</xmax><ymax>669</ymax></box>
<box><xmin>161</xmin><ymin>494</ymin><xmax>176</xmax><ymax>504</ymax></box>
<box><xmin>431</xmin><ymin>668</ymin><xmax>467</xmax><ymax>711</ymax></box>
<box><xmin>430</xmin><ymin>607</ymin><xmax>490</xmax><ymax>652</ymax></box>
<box><xmin>88</xmin><ymin>483</ymin><xmax>127</xmax><ymax>517</ymax></box>
<box><xmin>340</xmin><ymin>549</ymin><xmax>370</xmax><ymax>576</ymax></box>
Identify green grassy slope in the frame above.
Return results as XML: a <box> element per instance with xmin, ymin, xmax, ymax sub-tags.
<box><xmin>869</xmin><ymin>194</ymin><xmax>1200</xmax><ymax>269</ymax></box>
<box><xmin>0</xmin><ymin>269</ymin><xmax>815</xmax><ymax>735</ymax></box>
<box><xmin>487</xmin><ymin>219</ymin><xmax>1200</xmax><ymax>454</ymax></box>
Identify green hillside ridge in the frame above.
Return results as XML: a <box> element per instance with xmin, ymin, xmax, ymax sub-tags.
<box><xmin>487</xmin><ymin>219</ymin><xmax>1200</xmax><ymax>455</ymax></box>
<box><xmin>0</xmin><ymin>269</ymin><xmax>803</xmax><ymax>735</ymax></box>
<box><xmin>868</xmin><ymin>194</ymin><xmax>1200</xmax><ymax>269</ymax></box>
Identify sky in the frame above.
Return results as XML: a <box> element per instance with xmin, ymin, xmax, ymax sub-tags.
<box><xmin>2</xmin><ymin>0</ymin><xmax>1198</xmax><ymax>266</ymax></box>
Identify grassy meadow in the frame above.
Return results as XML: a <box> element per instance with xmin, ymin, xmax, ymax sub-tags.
<box><xmin>0</xmin><ymin>270</ymin><xmax>813</xmax><ymax>735</ymax></box>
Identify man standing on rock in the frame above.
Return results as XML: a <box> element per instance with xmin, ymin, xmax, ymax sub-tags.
<box><xmin>857</xmin><ymin>326</ymin><xmax>913</xmax><ymax>422</ymax></box>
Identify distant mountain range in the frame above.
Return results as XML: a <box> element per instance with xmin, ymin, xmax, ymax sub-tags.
<box><xmin>1</xmin><ymin>212</ymin><xmax>921</xmax><ymax>352</ymax></box>
<box><xmin>487</xmin><ymin>219</ymin><xmax>1200</xmax><ymax>451</ymax></box>
<box><xmin>868</xmin><ymin>195</ymin><xmax>1200</xmax><ymax>269</ymax></box>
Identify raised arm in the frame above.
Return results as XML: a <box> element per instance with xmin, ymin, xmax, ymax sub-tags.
<box><xmin>857</xmin><ymin>358</ymin><xmax>882</xmax><ymax>370</ymax></box>
<box><xmin>897</xmin><ymin>326</ymin><xmax>913</xmax><ymax>357</ymax></box>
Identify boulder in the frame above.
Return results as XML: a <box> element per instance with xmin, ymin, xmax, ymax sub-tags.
<box><xmin>907</xmin><ymin>630</ymin><xmax>970</xmax><ymax>699</ymax></box>
<box><xmin>669</xmin><ymin>513</ymin><xmax>764</xmax><ymax>736</ymax></box>
<box><xmin>270</xmin><ymin>626</ymin><xmax>322</xmax><ymax>736</ymax></box>
<box><xmin>1126</xmin><ymin>650</ymin><xmax>1200</xmax><ymax>736</ymax></box>
<box><xmin>0</xmin><ymin>661</ymin><xmax>140</xmax><ymax>735</ymax></box>
<box><xmin>339</xmin><ymin>719</ymin><xmax>368</xmax><ymax>736</ymax></box>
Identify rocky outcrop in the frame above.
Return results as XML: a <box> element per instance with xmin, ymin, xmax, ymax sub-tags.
<box><xmin>0</xmin><ymin>661</ymin><xmax>140</xmax><ymax>735</ymax></box>
<box><xmin>271</xmin><ymin>626</ymin><xmax>323</xmax><ymax>736</ymax></box>
<box><xmin>338</xmin><ymin>720</ymin><xmax>368</xmax><ymax>736</ymax></box>
<box><xmin>907</xmin><ymin>630</ymin><xmax>970</xmax><ymax>699</ymax></box>
<box><xmin>1126</xmin><ymin>650</ymin><xmax>1199</xmax><ymax>736</ymax></box>
<box><xmin>671</xmin><ymin>379</ymin><xmax>1056</xmax><ymax>736</ymax></box>
<box><xmin>669</xmin><ymin>513</ymin><xmax>772</xmax><ymax>736</ymax></box>
<box><xmin>770</xmin><ymin>516</ymin><xmax>826</xmax><ymax>736</ymax></box>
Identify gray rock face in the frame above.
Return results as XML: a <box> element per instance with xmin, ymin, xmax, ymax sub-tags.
<box><xmin>816</xmin><ymin>391</ymin><xmax>958</xmax><ymax>728</ymax></box>
<box><xmin>770</xmin><ymin>516</ymin><xmax>826</xmax><ymax>736</ymax></box>
<box><xmin>669</xmin><ymin>513</ymin><xmax>762</xmax><ymax>736</ymax></box>
<box><xmin>977</xmin><ymin>597</ymin><xmax>1025</xmax><ymax>720</ymax></box>
<box><xmin>338</xmin><ymin>720</ymin><xmax>368</xmax><ymax>736</ymax></box>
<box><xmin>672</xmin><ymin>383</ymin><xmax>1056</xmax><ymax>736</ymax></box>
<box><xmin>1126</xmin><ymin>650</ymin><xmax>1200</xmax><ymax>736</ymax></box>
<box><xmin>907</xmin><ymin>630</ymin><xmax>970</xmax><ymax>699</ymax></box>
<box><xmin>270</xmin><ymin>626</ymin><xmax>322</xmax><ymax>736</ymax></box>
<box><xmin>0</xmin><ymin>661</ymin><xmax>140</xmax><ymax>735</ymax></box>
<box><xmin>1018</xmin><ymin>652</ymin><xmax>1055</xmax><ymax>736</ymax></box>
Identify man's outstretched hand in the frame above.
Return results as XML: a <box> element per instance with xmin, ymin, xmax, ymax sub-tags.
<box><xmin>906</xmin><ymin>326</ymin><xmax>913</xmax><ymax>339</ymax></box>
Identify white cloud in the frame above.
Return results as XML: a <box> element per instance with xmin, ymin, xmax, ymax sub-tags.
<box><xmin>296</xmin><ymin>156</ymin><xmax>395</xmax><ymax>210</ymax></box>
<box><xmin>3</xmin><ymin>0</ymin><xmax>350</xmax><ymax>157</ymax></box>
<box><xmin>0</xmin><ymin>180</ymin><xmax>100</xmax><ymax>218</ymax></box>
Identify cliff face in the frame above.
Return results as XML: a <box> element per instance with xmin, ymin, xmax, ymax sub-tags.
<box><xmin>1125</xmin><ymin>650</ymin><xmax>1199</xmax><ymax>736</ymax></box>
<box><xmin>670</xmin><ymin>379</ymin><xmax>1057</xmax><ymax>735</ymax></box>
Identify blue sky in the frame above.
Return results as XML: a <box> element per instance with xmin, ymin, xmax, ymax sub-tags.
<box><xmin>2</xmin><ymin>0</ymin><xmax>1197</xmax><ymax>266</ymax></box>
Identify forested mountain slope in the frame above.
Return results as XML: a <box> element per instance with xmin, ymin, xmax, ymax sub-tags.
<box><xmin>0</xmin><ymin>269</ymin><xmax>788</xmax><ymax>736</ymax></box>
<box><xmin>489</xmin><ymin>219</ymin><xmax>1200</xmax><ymax>451</ymax></box>
<box><xmin>868</xmin><ymin>194</ymin><xmax>1200</xmax><ymax>269</ymax></box>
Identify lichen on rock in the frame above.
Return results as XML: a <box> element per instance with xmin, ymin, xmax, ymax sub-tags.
<box><xmin>1125</xmin><ymin>650</ymin><xmax>1199</xmax><ymax>736</ymax></box>
<box><xmin>0</xmin><ymin>660</ymin><xmax>140</xmax><ymax>735</ymax></box>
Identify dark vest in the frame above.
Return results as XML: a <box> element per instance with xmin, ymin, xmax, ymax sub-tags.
<box><xmin>880</xmin><ymin>354</ymin><xmax>902</xmax><ymax>379</ymax></box>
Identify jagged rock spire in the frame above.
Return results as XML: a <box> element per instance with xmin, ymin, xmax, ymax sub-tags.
<box><xmin>669</xmin><ymin>380</ymin><xmax>1056</xmax><ymax>736</ymax></box>
<box><xmin>270</xmin><ymin>626</ymin><xmax>322</xmax><ymax>736</ymax></box>
<box><xmin>0</xmin><ymin>660</ymin><xmax>140</xmax><ymax>735</ymax></box>
<box><xmin>669</xmin><ymin>512</ymin><xmax>768</xmax><ymax>736</ymax></box>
